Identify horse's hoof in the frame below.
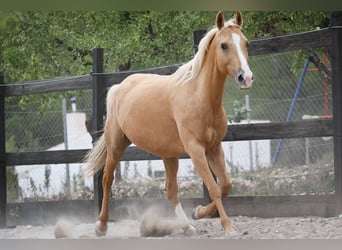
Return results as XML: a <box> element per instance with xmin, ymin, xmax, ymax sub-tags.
<box><xmin>191</xmin><ymin>206</ymin><xmax>201</xmax><ymax>220</ymax></box>
<box><xmin>224</xmin><ymin>231</ymin><xmax>240</xmax><ymax>239</ymax></box>
<box><xmin>95</xmin><ymin>228</ymin><xmax>107</xmax><ymax>237</ymax></box>
<box><xmin>95</xmin><ymin>221</ymin><xmax>107</xmax><ymax>237</ymax></box>
<box><xmin>183</xmin><ymin>224</ymin><xmax>196</xmax><ymax>236</ymax></box>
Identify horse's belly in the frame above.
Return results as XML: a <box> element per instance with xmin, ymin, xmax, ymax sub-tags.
<box><xmin>134</xmin><ymin>135</ymin><xmax>185</xmax><ymax>158</ymax></box>
<box><xmin>119</xmin><ymin>103</ymin><xmax>185</xmax><ymax>157</ymax></box>
<box><xmin>124</xmin><ymin>122</ymin><xmax>185</xmax><ymax>157</ymax></box>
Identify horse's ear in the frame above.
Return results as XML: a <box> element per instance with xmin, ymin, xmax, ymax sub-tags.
<box><xmin>216</xmin><ymin>11</ymin><xmax>225</xmax><ymax>30</ymax></box>
<box><xmin>235</xmin><ymin>10</ymin><xmax>243</xmax><ymax>27</ymax></box>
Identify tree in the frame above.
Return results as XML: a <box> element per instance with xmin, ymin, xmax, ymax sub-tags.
<box><xmin>0</xmin><ymin>11</ymin><xmax>214</xmax><ymax>83</ymax></box>
<box><xmin>243</xmin><ymin>11</ymin><xmax>329</xmax><ymax>38</ymax></box>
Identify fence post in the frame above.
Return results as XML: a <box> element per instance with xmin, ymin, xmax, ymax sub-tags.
<box><xmin>0</xmin><ymin>72</ymin><xmax>6</xmax><ymax>228</ymax></box>
<box><xmin>193</xmin><ymin>29</ymin><xmax>207</xmax><ymax>54</ymax></box>
<box><xmin>331</xmin><ymin>11</ymin><xmax>342</xmax><ymax>214</ymax></box>
<box><xmin>92</xmin><ymin>48</ymin><xmax>105</xmax><ymax>217</ymax></box>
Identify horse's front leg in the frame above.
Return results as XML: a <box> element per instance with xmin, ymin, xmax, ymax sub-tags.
<box><xmin>192</xmin><ymin>144</ymin><xmax>232</xmax><ymax>220</ymax></box>
<box><xmin>163</xmin><ymin>157</ymin><xmax>196</xmax><ymax>236</ymax></box>
<box><xmin>187</xmin><ymin>143</ymin><xmax>236</xmax><ymax>237</ymax></box>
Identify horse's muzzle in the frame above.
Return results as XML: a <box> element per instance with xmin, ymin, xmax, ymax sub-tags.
<box><xmin>238</xmin><ymin>74</ymin><xmax>253</xmax><ymax>90</ymax></box>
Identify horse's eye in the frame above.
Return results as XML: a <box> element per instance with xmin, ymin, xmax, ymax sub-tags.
<box><xmin>221</xmin><ymin>43</ymin><xmax>228</xmax><ymax>50</ymax></box>
<box><xmin>247</xmin><ymin>41</ymin><xmax>250</xmax><ymax>47</ymax></box>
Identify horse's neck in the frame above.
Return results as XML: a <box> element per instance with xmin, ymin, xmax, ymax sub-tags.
<box><xmin>195</xmin><ymin>55</ymin><xmax>226</xmax><ymax>112</ymax></box>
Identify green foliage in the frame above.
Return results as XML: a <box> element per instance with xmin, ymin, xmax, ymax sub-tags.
<box><xmin>242</xmin><ymin>11</ymin><xmax>330</xmax><ymax>38</ymax></box>
<box><xmin>0</xmin><ymin>11</ymin><xmax>215</xmax><ymax>83</ymax></box>
<box><xmin>228</xmin><ymin>100</ymin><xmax>250</xmax><ymax>123</ymax></box>
<box><xmin>0</xmin><ymin>11</ymin><xmax>330</xmax><ymax>81</ymax></box>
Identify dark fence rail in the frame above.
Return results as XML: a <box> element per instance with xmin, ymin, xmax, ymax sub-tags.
<box><xmin>249</xmin><ymin>28</ymin><xmax>331</xmax><ymax>56</ymax></box>
<box><xmin>6</xmin><ymin>119</ymin><xmax>333</xmax><ymax>166</ymax></box>
<box><xmin>1</xmin><ymin>18</ymin><xmax>342</xmax><ymax>228</ymax></box>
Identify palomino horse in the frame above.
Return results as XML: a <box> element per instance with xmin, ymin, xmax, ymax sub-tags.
<box><xmin>85</xmin><ymin>11</ymin><xmax>253</xmax><ymax>238</ymax></box>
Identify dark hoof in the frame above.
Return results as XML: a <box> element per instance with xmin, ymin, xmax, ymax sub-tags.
<box><xmin>191</xmin><ymin>206</ymin><xmax>201</xmax><ymax>220</ymax></box>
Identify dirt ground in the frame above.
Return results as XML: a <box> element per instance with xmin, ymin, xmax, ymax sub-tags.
<box><xmin>1</xmin><ymin>214</ymin><xmax>342</xmax><ymax>239</ymax></box>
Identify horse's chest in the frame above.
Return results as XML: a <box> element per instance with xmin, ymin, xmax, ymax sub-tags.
<box><xmin>206</xmin><ymin>123</ymin><xmax>226</xmax><ymax>148</ymax></box>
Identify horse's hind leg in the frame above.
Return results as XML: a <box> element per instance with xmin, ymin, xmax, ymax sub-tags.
<box><xmin>163</xmin><ymin>157</ymin><xmax>196</xmax><ymax>236</ymax></box>
<box><xmin>192</xmin><ymin>144</ymin><xmax>232</xmax><ymax>220</ymax></box>
<box><xmin>95</xmin><ymin>129</ymin><xmax>131</xmax><ymax>236</ymax></box>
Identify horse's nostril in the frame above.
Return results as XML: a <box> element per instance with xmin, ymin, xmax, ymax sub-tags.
<box><xmin>251</xmin><ymin>76</ymin><xmax>254</xmax><ymax>81</ymax></box>
<box><xmin>238</xmin><ymin>74</ymin><xmax>244</xmax><ymax>82</ymax></box>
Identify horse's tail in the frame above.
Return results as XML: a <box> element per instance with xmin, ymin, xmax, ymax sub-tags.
<box><xmin>84</xmin><ymin>85</ymin><xmax>120</xmax><ymax>176</ymax></box>
<box><xmin>84</xmin><ymin>134</ymin><xmax>107</xmax><ymax>176</ymax></box>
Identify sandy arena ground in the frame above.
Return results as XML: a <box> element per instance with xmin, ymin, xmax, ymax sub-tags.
<box><xmin>1</xmin><ymin>214</ymin><xmax>342</xmax><ymax>239</ymax></box>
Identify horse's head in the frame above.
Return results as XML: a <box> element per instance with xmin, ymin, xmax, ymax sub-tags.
<box><xmin>214</xmin><ymin>11</ymin><xmax>253</xmax><ymax>89</ymax></box>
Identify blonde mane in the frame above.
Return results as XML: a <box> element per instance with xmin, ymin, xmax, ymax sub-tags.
<box><xmin>173</xmin><ymin>18</ymin><xmax>240</xmax><ymax>85</ymax></box>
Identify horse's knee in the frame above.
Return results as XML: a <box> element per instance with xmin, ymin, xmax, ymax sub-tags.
<box><xmin>208</xmin><ymin>185</ymin><xmax>222</xmax><ymax>201</ymax></box>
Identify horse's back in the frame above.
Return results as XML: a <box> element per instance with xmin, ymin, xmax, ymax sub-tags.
<box><xmin>113</xmin><ymin>73</ymin><xmax>174</xmax><ymax>113</ymax></box>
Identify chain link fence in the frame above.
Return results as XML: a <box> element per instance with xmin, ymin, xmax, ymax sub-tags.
<box><xmin>6</xmin><ymin>49</ymin><xmax>334</xmax><ymax>202</ymax></box>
